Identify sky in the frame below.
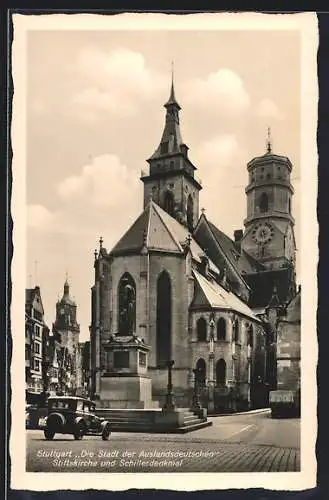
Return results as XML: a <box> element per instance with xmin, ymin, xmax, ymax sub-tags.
<box><xmin>26</xmin><ymin>28</ymin><xmax>301</xmax><ymax>341</ymax></box>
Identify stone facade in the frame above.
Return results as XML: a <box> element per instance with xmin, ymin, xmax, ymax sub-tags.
<box><xmin>89</xmin><ymin>81</ymin><xmax>300</xmax><ymax>413</ymax></box>
<box><xmin>275</xmin><ymin>289</ymin><xmax>301</xmax><ymax>391</ymax></box>
<box><xmin>25</xmin><ymin>286</ymin><xmax>47</xmax><ymax>399</ymax></box>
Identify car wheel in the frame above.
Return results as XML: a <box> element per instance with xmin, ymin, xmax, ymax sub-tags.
<box><xmin>44</xmin><ymin>428</ymin><xmax>55</xmax><ymax>440</ymax></box>
<box><xmin>102</xmin><ymin>425</ymin><xmax>111</xmax><ymax>441</ymax></box>
<box><xmin>73</xmin><ymin>423</ymin><xmax>85</xmax><ymax>440</ymax></box>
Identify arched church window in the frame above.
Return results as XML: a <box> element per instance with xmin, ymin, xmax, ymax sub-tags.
<box><xmin>196</xmin><ymin>358</ymin><xmax>206</xmax><ymax>385</ymax></box>
<box><xmin>247</xmin><ymin>325</ymin><xmax>254</xmax><ymax>347</ymax></box>
<box><xmin>156</xmin><ymin>271</ymin><xmax>172</xmax><ymax>366</ymax></box>
<box><xmin>259</xmin><ymin>192</ymin><xmax>269</xmax><ymax>213</ymax></box>
<box><xmin>187</xmin><ymin>194</ymin><xmax>194</xmax><ymax>232</ymax></box>
<box><xmin>217</xmin><ymin>318</ymin><xmax>226</xmax><ymax>341</ymax></box>
<box><xmin>216</xmin><ymin>359</ymin><xmax>226</xmax><ymax>385</ymax></box>
<box><xmin>197</xmin><ymin>317</ymin><xmax>207</xmax><ymax>342</ymax></box>
<box><xmin>233</xmin><ymin>319</ymin><xmax>240</xmax><ymax>343</ymax></box>
<box><xmin>288</xmin><ymin>198</ymin><xmax>291</xmax><ymax>214</ymax></box>
<box><xmin>164</xmin><ymin>191</ymin><xmax>175</xmax><ymax>217</ymax></box>
<box><xmin>118</xmin><ymin>273</ymin><xmax>136</xmax><ymax>336</ymax></box>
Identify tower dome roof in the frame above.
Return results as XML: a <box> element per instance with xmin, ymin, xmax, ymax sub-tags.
<box><xmin>59</xmin><ymin>276</ymin><xmax>76</xmax><ymax>306</ymax></box>
<box><xmin>247</xmin><ymin>129</ymin><xmax>292</xmax><ymax>171</ymax></box>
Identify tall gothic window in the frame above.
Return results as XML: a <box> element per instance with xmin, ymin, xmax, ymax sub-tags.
<box><xmin>187</xmin><ymin>194</ymin><xmax>194</xmax><ymax>232</ymax></box>
<box><xmin>164</xmin><ymin>191</ymin><xmax>175</xmax><ymax>217</ymax></box>
<box><xmin>259</xmin><ymin>192</ymin><xmax>269</xmax><ymax>213</ymax></box>
<box><xmin>156</xmin><ymin>271</ymin><xmax>172</xmax><ymax>366</ymax></box>
<box><xmin>233</xmin><ymin>319</ymin><xmax>240</xmax><ymax>343</ymax></box>
<box><xmin>217</xmin><ymin>318</ymin><xmax>226</xmax><ymax>341</ymax></box>
<box><xmin>216</xmin><ymin>359</ymin><xmax>226</xmax><ymax>385</ymax></box>
<box><xmin>118</xmin><ymin>273</ymin><xmax>136</xmax><ymax>336</ymax></box>
<box><xmin>197</xmin><ymin>317</ymin><xmax>207</xmax><ymax>342</ymax></box>
<box><xmin>196</xmin><ymin>358</ymin><xmax>206</xmax><ymax>385</ymax></box>
<box><xmin>247</xmin><ymin>325</ymin><xmax>254</xmax><ymax>347</ymax></box>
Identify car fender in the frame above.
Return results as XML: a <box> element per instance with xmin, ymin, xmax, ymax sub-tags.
<box><xmin>74</xmin><ymin>416</ymin><xmax>86</xmax><ymax>425</ymax></box>
<box><xmin>100</xmin><ymin>420</ymin><xmax>111</xmax><ymax>430</ymax></box>
<box><xmin>46</xmin><ymin>412</ymin><xmax>66</xmax><ymax>427</ymax></box>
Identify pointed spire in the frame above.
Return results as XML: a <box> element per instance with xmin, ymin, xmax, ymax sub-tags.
<box><xmin>63</xmin><ymin>273</ymin><xmax>69</xmax><ymax>297</ymax></box>
<box><xmin>266</xmin><ymin>127</ymin><xmax>272</xmax><ymax>154</ymax></box>
<box><xmin>164</xmin><ymin>61</ymin><xmax>181</xmax><ymax>109</ymax></box>
<box><xmin>267</xmin><ymin>284</ymin><xmax>281</xmax><ymax>308</ymax></box>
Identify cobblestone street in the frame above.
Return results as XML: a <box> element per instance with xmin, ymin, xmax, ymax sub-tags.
<box><xmin>26</xmin><ymin>410</ymin><xmax>300</xmax><ymax>473</ymax></box>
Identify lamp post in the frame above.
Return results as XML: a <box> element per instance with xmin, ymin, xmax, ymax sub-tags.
<box><xmin>192</xmin><ymin>368</ymin><xmax>201</xmax><ymax>410</ymax></box>
<box><xmin>208</xmin><ymin>315</ymin><xmax>215</xmax><ymax>414</ymax></box>
<box><xmin>162</xmin><ymin>360</ymin><xmax>175</xmax><ymax>411</ymax></box>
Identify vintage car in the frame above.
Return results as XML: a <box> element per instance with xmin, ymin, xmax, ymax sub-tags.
<box><xmin>43</xmin><ymin>396</ymin><xmax>111</xmax><ymax>441</ymax></box>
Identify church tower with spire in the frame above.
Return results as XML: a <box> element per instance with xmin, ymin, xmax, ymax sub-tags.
<box><xmin>141</xmin><ymin>71</ymin><xmax>202</xmax><ymax>232</ymax></box>
<box><xmin>53</xmin><ymin>276</ymin><xmax>80</xmax><ymax>356</ymax></box>
<box><xmin>241</xmin><ymin>129</ymin><xmax>296</xmax><ymax>272</ymax></box>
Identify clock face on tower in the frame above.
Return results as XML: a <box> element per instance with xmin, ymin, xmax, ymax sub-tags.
<box><xmin>251</xmin><ymin>222</ymin><xmax>274</xmax><ymax>244</ymax></box>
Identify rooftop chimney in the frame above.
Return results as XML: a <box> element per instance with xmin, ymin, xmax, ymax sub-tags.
<box><xmin>200</xmin><ymin>255</ymin><xmax>209</xmax><ymax>277</ymax></box>
<box><xmin>234</xmin><ymin>230</ymin><xmax>243</xmax><ymax>252</ymax></box>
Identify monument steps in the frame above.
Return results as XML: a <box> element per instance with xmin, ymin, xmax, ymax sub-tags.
<box><xmin>96</xmin><ymin>408</ymin><xmax>212</xmax><ymax>433</ymax></box>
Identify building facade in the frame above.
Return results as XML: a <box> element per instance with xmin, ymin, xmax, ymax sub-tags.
<box><xmin>25</xmin><ymin>286</ymin><xmax>48</xmax><ymax>402</ymax></box>
<box><xmin>89</xmin><ymin>80</ymin><xmax>299</xmax><ymax>412</ymax></box>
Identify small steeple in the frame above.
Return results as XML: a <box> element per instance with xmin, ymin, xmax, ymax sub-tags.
<box><xmin>64</xmin><ymin>272</ymin><xmax>69</xmax><ymax>297</ymax></box>
<box><xmin>266</xmin><ymin>127</ymin><xmax>272</xmax><ymax>154</ymax></box>
<box><xmin>267</xmin><ymin>284</ymin><xmax>281</xmax><ymax>308</ymax></box>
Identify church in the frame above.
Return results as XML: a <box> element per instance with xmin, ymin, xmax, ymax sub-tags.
<box><xmin>89</xmin><ymin>77</ymin><xmax>298</xmax><ymax>412</ymax></box>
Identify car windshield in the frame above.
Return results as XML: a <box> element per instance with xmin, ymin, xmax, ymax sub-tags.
<box><xmin>50</xmin><ymin>400</ymin><xmax>73</xmax><ymax>410</ymax></box>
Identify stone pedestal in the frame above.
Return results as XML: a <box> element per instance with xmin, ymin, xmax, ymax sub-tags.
<box><xmin>99</xmin><ymin>335</ymin><xmax>158</xmax><ymax>409</ymax></box>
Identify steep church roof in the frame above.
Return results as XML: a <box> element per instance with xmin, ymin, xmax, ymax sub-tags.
<box><xmin>279</xmin><ymin>287</ymin><xmax>301</xmax><ymax>323</ymax></box>
<box><xmin>244</xmin><ymin>267</ymin><xmax>294</xmax><ymax>308</ymax></box>
<box><xmin>191</xmin><ymin>270</ymin><xmax>260</xmax><ymax>321</ymax></box>
<box><xmin>193</xmin><ymin>214</ymin><xmax>262</xmax><ymax>301</ymax></box>
<box><xmin>110</xmin><ymin>200</ymin><xmax>220</xmax><ymax>273</ymax></box>
<box><xmin>207</xmin><ymin>220</ymin><xmax>263</xmax><ymax>275</ymax></box>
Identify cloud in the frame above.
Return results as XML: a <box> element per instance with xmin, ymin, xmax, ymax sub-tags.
<box><xmin>256</xmin><ymin>98</ymin><xmax>285</xmax><ymax>121</ymax></box>
<box><xmin>69</xmin><ymin>87</ymin><xmax>137</xmax><ymax>119</ymax></box>
<box><xmin>184</xmin><ymin>69</ymin><xmax>250</xmax><ymax>114</ymax></box>
<box><xmin>68</xmin><ymin>47</ymin><xmax>167</xmax><ymax>119</ymax></box>
<box><xmin>195</xmin><ymin>135</ymin><xmax>241</xmax><ymax>170</ymax></box>
<box><xmin>57</xmin><ymin>154</ymin><xmax>139</xmax><ymax>208</ymax></box>
<box><xmin>27</xmin><ymin>204</ymin><xmax>54</xmax><ymax>229</ymax></box>
<box><xmin>193</xmin><ymin>135</ymin><xmax>247</xmax><ymax>235</ymax></box>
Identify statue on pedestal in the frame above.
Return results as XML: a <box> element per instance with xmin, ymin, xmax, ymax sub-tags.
<box><xmin>118</xmin><ymin>274</ymin><xmax>136</xmax><ymax>335</ymax></box>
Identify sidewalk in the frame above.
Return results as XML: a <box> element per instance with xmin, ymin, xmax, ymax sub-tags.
<box><xmin>209</xmin><ymin>408</ymin><xmax>270</xmax><ymax>418</ymax></box>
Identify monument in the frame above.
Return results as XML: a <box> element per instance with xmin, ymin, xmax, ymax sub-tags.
<box><xmin>99</xmin><ymin>279</ymin><xmax>158</xmax><ymax>409</ymax></box>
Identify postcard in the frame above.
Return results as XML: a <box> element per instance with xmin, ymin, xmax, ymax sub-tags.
<box><xmin>10</xmin><ymin>11</ymin><xmax>318</xmax><ymax>492</ymax></box>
